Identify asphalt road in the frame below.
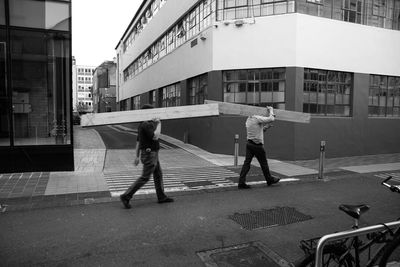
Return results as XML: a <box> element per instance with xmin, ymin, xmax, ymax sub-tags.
<box><xmin>1</xmin><ymin>174</ymin><xmax>399</xmax><ymax>266</ymax></box>
<box><xmin>94</xmin><ymin>125</ymin><xmax>137</xmax><ymax>149</ymax></box>
<box><xmin>94</xmin><ymin>124</ymin><xmax>177</xmax><ymax>150</ymax></box>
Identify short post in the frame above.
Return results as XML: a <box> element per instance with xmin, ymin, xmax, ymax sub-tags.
<box><xmin>318</xmin><ymin>141</ymin><xmax>326</xmax><ymax>179</ymax></box>
<box><xmin>234</xmin><ymin>134</ymin><xmax>239</xmax><ymax>166</ymax></box>
<box><xmin>183</xmin><ymin>131</ymin><xmax>188</xmax><ymax>144</ymax></box>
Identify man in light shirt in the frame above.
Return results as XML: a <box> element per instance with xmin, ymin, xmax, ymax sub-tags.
<box><xmin>238</xmin><ymin>106</ymin><xmax>280</xmax><ymax>189</ymax></box>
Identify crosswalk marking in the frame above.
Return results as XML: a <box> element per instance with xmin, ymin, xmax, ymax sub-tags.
<box><xmin>104</xmin><ymin>166</ymin><xmax>238</xmax><ymax>197</ymax></box>
<box><xmin>374</xmin><ymin>172</ymin><xmax>400</xmax><ymax>183</ymax></box>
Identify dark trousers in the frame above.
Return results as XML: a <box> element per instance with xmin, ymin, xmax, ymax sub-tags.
<box><xmin>123</xmin><ymin>150</ymin><xmax>167</xmax><ymax>201</ymax></box>
<box><xmin>239</xmin><ymin>141</ymin><xmax>273</xmax><ymax>184</ymax></box>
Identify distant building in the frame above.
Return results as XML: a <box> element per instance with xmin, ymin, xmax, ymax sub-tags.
<box><xmin>115</xmin><ymin>0</ymin><xmax>400</xmax><ymax>160</ymax></box>
<box><xmin>93</xmin><ymin>60</ymin><xmax>117</xmax><ymax>113</ymax></box>
<box><xmin>0</xmin><ymin>0</ymin><xmax>73</xmax><ymax>172</ymax></box>
<box><xmin>72</xmin><ymin>63</ymin><xmax>95</xmax><ymax>113</ymax></box>
<box><xmin>72</xmin><ymin>57</ymin><xmax>77</xmax><ymax>111</ymax></box>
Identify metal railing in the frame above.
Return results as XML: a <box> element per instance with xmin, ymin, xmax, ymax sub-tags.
<box><xmin>315</xmin><ymin>220</ymin><xmax>400</xmax><ymax>267</ymax></box>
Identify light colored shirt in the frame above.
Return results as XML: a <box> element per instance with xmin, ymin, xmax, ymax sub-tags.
<box><xmin>246</xmin><ymin>114</ymin><xmax>275</xmax><ymax>144</ymax></box>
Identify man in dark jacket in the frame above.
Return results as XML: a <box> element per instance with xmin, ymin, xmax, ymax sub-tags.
<box><xmin>120</xmin><ymin>104</ymin><xmax>173</xmax><ymax>209</ymax></box>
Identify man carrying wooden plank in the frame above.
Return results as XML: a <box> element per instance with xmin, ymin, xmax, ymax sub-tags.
<box><xmin>120</xmin><ymin>104</ymin><xmax>174</xmax><ymax>209</ymax></box>
<box><xmin>238</xmin><ymin>106</ymin><xmax>280</xmax><ymax>189</ymax></box>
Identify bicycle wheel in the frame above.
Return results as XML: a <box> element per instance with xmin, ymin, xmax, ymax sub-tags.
<box><xmin>379</xmin><ymin>235</ymin><xmax>400</xmax><ymax>267</ymax></box>
<box><xmin>296</xmin><ymin>245</ymin><xmax>353</xmax><ymax>267</ymax></box>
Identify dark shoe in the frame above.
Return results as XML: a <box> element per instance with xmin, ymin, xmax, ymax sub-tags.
<box><xmin>158</xmin><ymin>197</ymin><xmax>174</xmax><ymax>204</ymax></box>
<box><xmin>238</xmin><ymin>183</ymin><xmax>251</xmax><ymax>189</ymax></box>
<box><xmin>120</xmin><ymin>195</ymin><xmax>131</xmax><ymax>209</ymax></box>
<box><xmin>267</xmin><ymin>177</ymin><xmax>280</xmax><ymax>186</ymax></box>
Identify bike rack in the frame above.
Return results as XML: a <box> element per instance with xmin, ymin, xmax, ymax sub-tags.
<box><xmin>315</xmin><ymin>220</ymin><xmax>400</xmax><ymax>267</ymax></box>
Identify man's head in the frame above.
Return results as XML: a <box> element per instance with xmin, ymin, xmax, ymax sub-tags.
<box><xmin>141</xmin><ymin>104</ymin><xmax>154</xmax><ymax>110</ymax></box>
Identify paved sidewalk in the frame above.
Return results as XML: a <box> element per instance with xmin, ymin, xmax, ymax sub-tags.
<box><xmin>0</xmin><ymin>126</ymin><xmax>400</xmax><ymax>212</ymax></box>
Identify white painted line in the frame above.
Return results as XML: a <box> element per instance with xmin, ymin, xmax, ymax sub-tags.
<box><xmin>247</xmin><ymin>178</ymin><xmax>300</xmax><ymax>186</ymax></box>
<box><xmin>341</xmin><ymin>163</ymin><xmax>400</xmax><ymax>173</ymax></box>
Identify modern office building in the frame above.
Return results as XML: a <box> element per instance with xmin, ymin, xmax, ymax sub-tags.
<box><xmin>0</xmin><ymin>0</ymin><xmax>73</xmax><ymax>172</ymax></box>
<box><xmin>73</xmin><ymin>63</ymin><xmax>95</xmax><ymax>113</ymax></box>
<box><xmin>115</xmin><ymin>0</ymin><xmax>400</xmax><ymax>160</ymax></box>
<box><xmin>92</xmin><ymin>60</ymin><xmax>117</xmax><ymax>113</ymax></box>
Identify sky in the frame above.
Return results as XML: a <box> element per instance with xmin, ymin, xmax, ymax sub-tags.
<box><xmin>72</xmin><ymin>0</ymin><xmax>141</xmax><ymax>67</ymax></box>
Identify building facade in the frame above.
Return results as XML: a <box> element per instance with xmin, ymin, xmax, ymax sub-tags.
<box><xmin>72</xmin><ymin>63</ymin><xmax>95</xmax><ymax>114</ymax></box>
<box><xmin>115</xmin><ymin>0</ymin><xmax>400</xmax><ymax>160</ymax></box>
<box><xmin>92</xmin><ymin>60</ymin><xmax>117</xmax><ymax>113</ymax></box>
<box><xmin>0</xmin><ymin>0</ymin><xmax>73</xmax><ymax>172</ymax></box>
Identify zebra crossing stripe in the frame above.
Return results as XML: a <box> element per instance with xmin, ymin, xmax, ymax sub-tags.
<box><xmin>104</xmin><ymin>166</ymin><xmax>238</xmax><ymax>195</ymax></box>
<box><xmin>374</xmin><ymin>172</ymin><xmax>400</xmax><ymax>182</ymax></box>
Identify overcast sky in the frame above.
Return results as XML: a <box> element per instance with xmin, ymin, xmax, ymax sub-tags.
<box><xmin>72</xmin><ymin>0</ymin><xmax>141</xmax><ymax>67</ymax></box>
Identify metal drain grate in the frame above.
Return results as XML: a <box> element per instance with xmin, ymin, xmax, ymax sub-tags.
<box><xmin>197</xmin><ymin>241</ymin><xmax>292</xmax><ymax>267</ymax></box>
<box><xmin>229</xmin><ymin>206</ymin><xmax>312</xmax><ymax>230</ymax></box>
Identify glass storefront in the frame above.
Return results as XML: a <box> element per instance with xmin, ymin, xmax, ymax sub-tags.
<box><xmin>0</xmin><ymin>0</ymin><xmax>73</xmax><ymax>172</ymax></box>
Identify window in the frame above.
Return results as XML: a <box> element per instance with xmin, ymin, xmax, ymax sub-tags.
<box><xmin>342</xmin><ymin>0</ymin><xmax>363</xmax><ymax>24</ymax></box>
<box><xmin>132</xmin><ymin>95</ymin><xmax>141</xmax><ymax>110</ymax></box>
<box><xmin>123</xmin><ymin>0</ymin><xmax>168</xmax><ymax>52</ymax></box>
<box><xmin>188</xmin><ymin>74</ymin><xmax>208</xmax><ymax>105</ymax></box>
<box><xmin>368</xmin><ymin>75</ymin><xmax>400</xmax><ymax>117</ymax></box>
<box><xmin>223</xmin><ymin>68</ymin><xmax>286</xmax><ymax>108</ymax></box>
<box><xmin>122</xmin><ymin>0</ymin><xmax>212</xmax><ymax>81</ymax></box>
<box><xmin>217</xmin><ymin>0</ymin><xmax>295</xmax><ymax>20</ymax></box>
<box><xmin>162</xmin><ymin>83</ymin><xmax>181</xmax><ymax>107</ymax></box>
<box><xmin>303</xmin><ymin>69</ymin><xmax>352</xmax><ymax>116</ymax></box>
<box><xmin>149</xmin><ymin>90</ymin><xmax>157</xmax><ymax>107</ymax></box>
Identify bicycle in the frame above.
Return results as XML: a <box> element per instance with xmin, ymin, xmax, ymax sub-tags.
<box><xmin>295</xmin><ymin>176</ymin><xmax>400</xmax><ymax>267</ymax></box>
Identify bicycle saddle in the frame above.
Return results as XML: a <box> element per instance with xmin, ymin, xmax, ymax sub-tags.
<box><xmin>339</xmin><ymin>204</ymin><xmax>370</xmax><ymax>219</ymax></box>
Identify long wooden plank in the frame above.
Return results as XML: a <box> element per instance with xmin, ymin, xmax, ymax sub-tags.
<box><xmin>81</xmin><ymin>103</ymin><xmax>220</xmax><ymax>127</ymax></box>
<box><xmin>205</xmin><ymin>100</ymin><xmax>310</xmax><ymax>123</ymax></box>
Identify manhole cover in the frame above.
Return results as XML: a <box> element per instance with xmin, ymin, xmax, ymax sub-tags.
<box><xmin>229</xmin><ymin>206</ymin><xmax>312</xmax><ymax>230</ymax></box>
<box><xmin>197</xmin><ymin>241</ymin><xmax>291</xmax><ymax>267</ymax></box>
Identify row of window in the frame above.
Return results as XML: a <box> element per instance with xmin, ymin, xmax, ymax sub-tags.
<box><xmin>120</xmin><ymin>68</ymin><xmax>400</xmax><ymax>118</ymax></box>
<box><xmin>216</xmin><ymin>0</ymin><xmax>296</xmax><ymax>19</ymax></box>
<box><xmin>369</xmin><ymin>74</ymin><xmax>400</xmax><ymax>116</ymax></box>
<box><xmin>223</xmin><ymin>68</ymin><xmax>286</xmax><ymax>109</ymax></box>
<box><xmin>77</xmin><ymin>85</ymin><xmax>92</xmax><ymax>91</ymax></box>
<box><xmin>123</xmin><ymin>0</ymin><xmax>168</xmax><ymax>52</ymax></box>
<box><xmin>77</xmin><ymin>76</ymin><xmax>92</xmax><ymax>83</ymax></box>
<box><xmin>215</xmin><ymin>0</ymin><xmax>400</xmax><ymax>29</ymax></box>
<box><xmin>303</xmin><ymin>69</ymin><xmax>353</xmax><ymax>116</ymax></box>
<box><xmin>77</xmin><ymin>68</ymin><xmax>95</xmax><ymax>75</ymax></box>
<box><xmin>122</xmin><ymin>0</ymin><xmax>399</xmax><ymax>85</ymax></box>
<box><xmin>123</xmin><ymin>0</ymin><xmax>214</xmax><ymax>82</ymax></box>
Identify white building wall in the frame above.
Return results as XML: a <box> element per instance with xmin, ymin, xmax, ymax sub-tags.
<box><xmin>119</xmin><ymin>27</ymin><xmax>214</xmax><ymax>100</ymax></box>
<box><xmin>213</xmin><ymin>13</ymin><xmax>400</xmax><ymax>76</ymax></box>
<box><xmin>119</xmin><ymin>0</ymin><xmax>198</xmax><ymax>71</ymax></box>
<box><xmin>118</xmin><ymin>11</ymin><xmax>400</xmax><ymax>101</ymax></box>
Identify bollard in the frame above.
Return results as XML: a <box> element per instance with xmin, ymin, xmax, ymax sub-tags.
<box><xmin>183</xmin><ymin>131</ymin><xmax>188</xmax><ymax>144</ymax></box>
<box><xmin>234</xmin><ymin>134</ymin><xmax>239</xmax><ymax>166</ymax></box>
<box><xmin>318</xmin><ymin>141</ymin><xmax>326</xmax><ymax>179</ymax></box>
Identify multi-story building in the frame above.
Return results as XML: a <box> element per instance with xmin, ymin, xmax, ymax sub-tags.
<box><xmin>73</xmin><ymin>64</ymin><xmax>95</xmax><ymax>113</ymax></box>
<box><xmin>115</xmin><ymin>0</ymin><xmax>400</xmax><ymax>160</ymax></box>
<box><xmin>92</xmin><ymin>60</ymin><xmax>117</xmax><ymax>113</ymax></box>
<box><xmin>0</xmin><ymin>0</ymin><xmax>73</xmax><ymax>172</ymax></box>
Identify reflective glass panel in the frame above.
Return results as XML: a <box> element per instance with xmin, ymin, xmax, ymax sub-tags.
<box><xmin>9</xmin><ymin>0</ymin><xmax>70</xmax><ymax>30</ymax></box>
<box><xmin>0</xmin><ymin>29</ymin><xmax>10</xmax><ymax>146</ymax></box>
<box><xmin>11</xmin><ymin>29</ymin><xmax>71</xmax><ymax>145</ymax></box>
<box><xmin>0</xmin><ymin>0</ymin><xmax>5</xmax><ymax>25</ymax></box>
